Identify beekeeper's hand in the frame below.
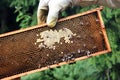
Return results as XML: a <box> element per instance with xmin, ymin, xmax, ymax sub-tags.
<box><xmin>37</xmin><ymin>0</ymin><xmax>73</xmax><ymax>28</ymax></box>
<box><xmin>37</xmin><ymin>0</ymin><xmax>120</xmax><ymax>28</ymax></box>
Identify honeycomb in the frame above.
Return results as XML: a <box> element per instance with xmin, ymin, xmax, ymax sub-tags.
<box><xmin>0</xmin><ymin>8</ymin><xmax>111</xmax><ymax>79</ymax></box>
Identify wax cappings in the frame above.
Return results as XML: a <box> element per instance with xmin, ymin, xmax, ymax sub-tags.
<box><xmin>35</xmin><ymin>28</ymin><xmax>76</xmax><ymax>49</ymax></box>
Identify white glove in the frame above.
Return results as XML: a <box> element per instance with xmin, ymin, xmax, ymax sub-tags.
<box><xmin>37</xmin><ymin>0</ymin><xmax>120</xmax><ymax>28</ymax></box>
<box><xmin>37</xmin><ymin>0</ymin><xmax>73</xmax><ymax>28</ymax></box>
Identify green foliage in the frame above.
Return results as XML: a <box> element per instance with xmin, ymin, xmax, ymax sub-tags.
<box><xmin>1</xmin><ymin>0</ymin><xmax>120</xmax><ymax>79</ymax></box>
<box><xmin>9</xmin><ymin>0</ymin><xmax>38</xmax><ymax>28</ymax></box>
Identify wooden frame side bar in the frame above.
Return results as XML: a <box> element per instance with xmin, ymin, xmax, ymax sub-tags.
<box><xmin>97</xmin><ymin>10</ymin><xmax>111</xmax><ymax>52</ymax></box>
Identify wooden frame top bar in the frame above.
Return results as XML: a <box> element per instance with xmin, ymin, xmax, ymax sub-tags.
<box><xmin>0</xmin><ymin>7</ymin><xmax>103</xmax><ymax>38</ymax></box>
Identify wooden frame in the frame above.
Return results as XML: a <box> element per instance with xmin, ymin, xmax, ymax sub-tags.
<box><xmin>0</xmin><ymin>7</ymin><xmax>111</xmax><ymax>80</ymax></box>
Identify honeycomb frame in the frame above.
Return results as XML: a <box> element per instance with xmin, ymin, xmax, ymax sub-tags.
<box><xmin>0</xmin><ymin>7</ymin><xmax>111</xmax><ymax>80</ymax></box>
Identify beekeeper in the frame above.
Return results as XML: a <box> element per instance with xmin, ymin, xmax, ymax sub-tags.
<box><xmin>37</xmin><ymin>0</ymin><xmax>120</xmax><ymax>28</ymax></box>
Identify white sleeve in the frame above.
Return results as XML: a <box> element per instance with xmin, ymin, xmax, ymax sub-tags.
<box><xmin>97</xmin><ymin>0</ymin><xmax>120</xmax><ymax>8</ymax></box>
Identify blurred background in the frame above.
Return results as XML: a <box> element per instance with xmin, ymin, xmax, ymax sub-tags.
<box><xmin>0</xmin><ymin>0</ymin><xmax>120</xmax><ymax>80</ymax></box>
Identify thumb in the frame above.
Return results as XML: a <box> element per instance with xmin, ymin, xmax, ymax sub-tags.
<box><xmin>37</xmin><ymin>9</ymin><xmax>48</xmax><ymax>25</ymax></box>
<box><xmin>37</xmin><ymin>0</ymin><xmax>48</xmax><ymax>25</ymax></box>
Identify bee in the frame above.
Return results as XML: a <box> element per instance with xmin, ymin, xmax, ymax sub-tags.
<box><xmin>77</xmin><ymin>49</ymin><xmax>81</xmax><ymax>53</ymax></box>
<box><xmin>86</xmin><ymin>50</ymin><xmax>91</xmax><ymax>57</ymax></box>
<box><xmin>62</xmin><ymin>54</ymin><xmax>74</xmax><ymax>62</ymax></box>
